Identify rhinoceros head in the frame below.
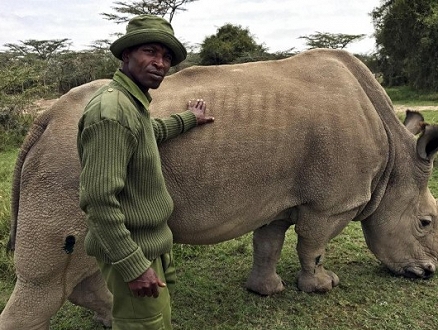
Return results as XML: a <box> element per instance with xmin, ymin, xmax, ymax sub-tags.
<box><xmin>362</xmin><ymin>114</ymin><xmax>438</xmax><ymax>279</ymax></box>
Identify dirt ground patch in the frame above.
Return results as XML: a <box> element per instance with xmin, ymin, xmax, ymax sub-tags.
<box><xmin>393</xmin><ymin>104</ymin><xmax>438</xmax><ymax>112</ymax></box>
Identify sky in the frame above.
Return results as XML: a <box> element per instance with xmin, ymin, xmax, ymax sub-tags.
<box><xmin>0</xmin><ymin>0</ymin><xmax>382</xmax><ymax>54</ymax></box>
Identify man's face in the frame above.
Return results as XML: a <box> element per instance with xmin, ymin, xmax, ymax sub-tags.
<box><xmin>121</xmin><ymin>43</ymin><xmax>173</xmax><ymax>91</ymax></box>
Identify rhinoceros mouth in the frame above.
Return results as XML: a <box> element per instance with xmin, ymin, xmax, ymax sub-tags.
<box><xmin>403</xmin><ymin>265</ymin><xmax>435</xmax><ymax>279</ymax></box>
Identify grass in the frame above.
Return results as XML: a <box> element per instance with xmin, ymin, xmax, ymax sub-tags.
<box><xmin>2</xmin><ymin>108</ymin><xmax>438</xmax><ymax>329</ymax></box>
<box><xmin>386</xmin><ymin>86</ymin><xmax>438</xmax><ymax>106</ymax></box>
<box><xmin>0</xmin><ymin>149</ymin><xmax>17</xmax><ymax>282</ymax></box>
<box><xmin>169</xmin><ymin>226</ymin><xmax>438</xmax><ymax>330</ymax></box>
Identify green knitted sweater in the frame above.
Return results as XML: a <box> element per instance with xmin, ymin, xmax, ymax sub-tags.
<box><xmin>77</xmin><ymin>70</ymin><xmax>197</xmax><ymax>282</ymax></box>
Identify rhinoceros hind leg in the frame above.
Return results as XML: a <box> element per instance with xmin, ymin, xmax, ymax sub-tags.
<box><xmin>68</xmin><ymin>270</ymin><xmax>112</xmax><ymax>328</ymax></box>
<box><xmin>245</xmin><ymin>219</ymin><xmax>293</xmax><ymax>295</ymax></box>
<box><xmin>246</xmin><ymin>272</ymin><xmax>285</xmax><ymax>296</ymax></box>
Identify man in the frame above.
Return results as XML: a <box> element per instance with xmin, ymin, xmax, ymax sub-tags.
<box><xmin>77</xmin><ymin>14</ymin><xmax>214</xmax><ymax>329</ymax></box>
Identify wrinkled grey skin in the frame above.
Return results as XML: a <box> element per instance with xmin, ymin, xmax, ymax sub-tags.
<box><xmin>2</xmin><ymin>49</ymin><xmax>438</xmax><ymax>329</ymax></box>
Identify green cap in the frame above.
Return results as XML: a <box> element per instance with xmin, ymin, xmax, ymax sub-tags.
<box><xmin>110</xmin><ymin>14</ymin><xmax>187</xmax><ymax>66</ymax></box>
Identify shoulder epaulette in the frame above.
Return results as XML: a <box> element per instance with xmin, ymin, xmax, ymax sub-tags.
<box><xmin>99</xmin><ymin>87</ymin><xmax>125</xmax><ymax>121</ymax></box>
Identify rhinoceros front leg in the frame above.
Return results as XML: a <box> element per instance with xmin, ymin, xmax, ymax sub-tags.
<box><xmin>295</xmin><ymin>209</ymin><xmax>355</xmax><ymax>293</ymax></box>
<box><xmin>0</xmin><ymin>277</ymin><xmax>63</xmax><ymax>330</ymax></box>
<box><xmin>296</xmin><ymin>236</ymin><xmax>340</xmax><ymax>293</ymax></box>
<box><xmin>245</xmin><ymin>219</ymin><xmax>293</xmax><ymax>295</ymax></box>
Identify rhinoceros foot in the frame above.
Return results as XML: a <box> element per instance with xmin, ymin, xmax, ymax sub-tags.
<box><xmin>93</xmin><ymin>312</ymin><xmax>112</xmax><ymax>328</ymax></box>
<box><xmin>245</xmin><ymin>272</ymin><xmax>285</xmax><ymax>296</ymax></box>
<box><xmin>297</xmin><ymin>266</ymin><xmax>340</xmax><ymax>293</ymax></box>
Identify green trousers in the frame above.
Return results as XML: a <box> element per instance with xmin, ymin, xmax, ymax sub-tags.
<box><xmin>98</xmin><ymin>252</ymin><xmax>176</xmax><ymax>330</ymax></box>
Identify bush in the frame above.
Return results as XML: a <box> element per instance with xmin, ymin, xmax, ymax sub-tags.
<box><xmin>0</xmin><ymin>114</ymin><xmax>33</xmax><ymax>152</ymax></box>
<box><xmin>199</xmin><ymin>24</ymin><xmax>267</xmax><ymax>65</ymax></box>
<box><xmin>0</xmin><ymin>96</ymin><xmax>36</xmax><ymax>152</ymax></box>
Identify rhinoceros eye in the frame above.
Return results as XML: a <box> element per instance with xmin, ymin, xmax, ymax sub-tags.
<box><xmin>420</xmin><ymin>216</ymin><xmax>432</xmax><ymax>228</ymax></box>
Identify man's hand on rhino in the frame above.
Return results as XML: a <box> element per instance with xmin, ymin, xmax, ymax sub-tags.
<box><xmin>188</xmin><ymin>99</ymin><xmax>215</xmax><ymax>125</ymax></box>
<box><xmin>128</xmin><ymin>267</ymin><xmax>166</xmax><ymax>298</ymax></box>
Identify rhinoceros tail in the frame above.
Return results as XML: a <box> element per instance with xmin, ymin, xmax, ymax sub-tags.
<box><xmin>7</xmin><ymin>111</ymin><xmax>51</xmax><ymax>253</ymax></box>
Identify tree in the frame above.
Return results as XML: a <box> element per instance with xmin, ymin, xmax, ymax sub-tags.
<box><xmin>199</xmin><ymin>24</ymin><xmax>267</xmax><ymax>65</ymax></box>
<box><xmin>0</xmin><ymin>51</ymin><xmax>47</xmax><ymax>150</ymax></box>
<box><xmin>53</xmin><ymin>49</ymin><xmax>119</xmax><ymax>94</ymax></box>
<box><xmin>4</xmin><ymin>39</ymin><xmax>71</xmax><ymax>60</ymax></box>
<box><xmin>299</xmin><ymin>32</ymin><xmax>365</xmax><ymax>50</ymax></box>
<box><xmin>101</xmin><ymin>0</ymin><xmax>198</xmax><ymax>23</ymax></box>
<box><xmin>2</xmin><ymin>40</ymin><xmax>72</xmax><ymax>94</ymax></box>
<box><xmin>372</xmin><ymin>0</ymin><xmax>438</xmax><ymax>90</ymax></box>
<box><xmin>0</xmin><ymin>52</ymin><xmax>44</xmax><ymax>97</ymax></box>
<box><xmin>1</xmin><ymin>38</ymin><xmax>118</xmax><ymax>95</ymax></box>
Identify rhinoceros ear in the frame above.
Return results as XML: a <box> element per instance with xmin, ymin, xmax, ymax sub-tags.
<box><xmin>404</xmin><ymin>110</ymin><xmax>425</xmax><ymax>135</ymax></box>
<box><xmin>417</xmin><ymin>124</ymin><xmax>438</xmax><ymax>161</ymax></box>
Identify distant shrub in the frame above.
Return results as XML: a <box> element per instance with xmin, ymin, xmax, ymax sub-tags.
<box><xmin>0</xmin><ymin>95</ymin><xmax>35</xmax><ymax>152</ymax></box>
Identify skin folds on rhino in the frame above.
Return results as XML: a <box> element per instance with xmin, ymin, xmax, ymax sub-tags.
<box><xmin>2</xmin><ymin>48</ymin><xmax>438</xmax><ymax>329</ymax></box>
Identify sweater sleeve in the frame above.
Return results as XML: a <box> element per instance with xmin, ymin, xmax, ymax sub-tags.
<box><xmin>152</xmin><ymin>110</ymin><xmax>197</xmax><ymax>143</ymax></box>
<box><xmin>78</xmin><ymin>119</ymin><xmax>151</xmax><ymax>281</ymax></box>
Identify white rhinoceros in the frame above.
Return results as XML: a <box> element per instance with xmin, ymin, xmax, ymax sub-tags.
<box><xmin>2</xmin><ymin>48</ymin><xmax>438</xmax><ymax>329</ymax></box>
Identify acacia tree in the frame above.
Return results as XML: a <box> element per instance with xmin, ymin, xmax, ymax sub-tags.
<box><xmin>372</xmin><ymin>0</ymin><xmax>438</xmax><ymax>90</ymax></box>
<box><xmin>0</xmin><ymin>49</ymin><xmax>51</xmax><ymax>150</ymax></box>
<box><xmin>199</xmin><ymin>24</ymin><xmax>267</xmax><ymax>65</ymax></box>
<box><xmin>1</xmin><ymin>0</ymin><xmax>200</xmax><ymax>100</ymax></box>
<box><xmin>4</xmin><ymin>39</ymin><xmax>71</xmax><ymax>60</ymax></box>
<box><xmin>299</xmin><ymin>32</ymin><xmax>366</xmax><ymax>50</ymax></box>
<box><xmin>1</xmin><ymin>38</ymin><xmax>118</xmax><ymax>95</ymax></box>
<box><xmin>101</xmin><ymin>0</ymin><xmax>198</xmax><ymax>23</ymax></box>
<box><xmin>2</xmin><ymin>39</ymin><xmax>73</xmax><ymax>94</ymax></box>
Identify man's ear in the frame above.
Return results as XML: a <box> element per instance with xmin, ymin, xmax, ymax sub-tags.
<box><xmin>121</xmin><ymin>48</ymin><xmax>131</xmax><ymax>62</ymax></box>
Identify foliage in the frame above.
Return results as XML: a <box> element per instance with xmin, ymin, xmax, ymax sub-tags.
<box><xmin>354</xmin><ymin>52</ymin><xmax>381</xmax><ymax>75</ymax></box>
<box><xmin>0</xmin><ymin>39</ymin><xmax>119</xmax><ymax>152</ymax></box>
<box><xmin>372</xmin><ymin>0</ymin><xmax>438</xmax><ymax>90</ymax></box>
<box><xmin>0</xmin><ymin>52</ymin><xmax>40</xmax><ymax>151</ymax></box>
<box><xmin>199</xmin><ymin>24</ymin><xmax>268</xmax><ymax>65</ymax></box>
<box><xmin>0</xmin><ymin>106</ymin><xmax>34</xmax><ymax>152</ymax></box>
<box><xmin>53</xmin><ymin>49</ymin><xmax>119</xmax><ymax>94</ymax></box>
<box><xmin>4</xmin><ymin>39</ymin><xmax>71</xmax><ymax>60</ymax></box>
<box><xmin>0</xmin><ymin>39</ymin><xmax>120</xmax><ymax>152</ymax></box>
<box><xmin>1</xmin><ymin>39</ymin><xmax>119</xmax><ymax>95</ymax></box>
<box><xmin>299</xmin><ymin>32</ymin><xmax>366</xmax><ymax>49</ymax></box>
<box><xmin>101</xmin><ymin>0</ymin><xmax>198</xmax><ymax>23</ymax></box>
<box><xmin>0</xmin><ymin>51</ymin><xmax>52</xmax><ymax>97</ymax></box>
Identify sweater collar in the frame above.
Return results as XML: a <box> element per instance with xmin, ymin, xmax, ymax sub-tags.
<box><xmin>113</xmin><ymin>70</ymin><xmax>152</xmax><ymax>109</ymax></box>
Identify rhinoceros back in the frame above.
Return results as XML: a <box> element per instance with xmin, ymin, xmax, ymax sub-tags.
<box><xmin>149</xmin><ymin>49</ymin><xmax>392</xmax><ymax>244</ymax></box>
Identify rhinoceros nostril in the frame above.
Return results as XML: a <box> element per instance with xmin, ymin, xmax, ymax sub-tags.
<box><xmin>420</xmin><ymin>263</ymin><xmax>435</xmax><ymax>279</ymax></box>
<box><xmin>424</xmin><ymin>269</ymin><xmax>434</xmax><ymax>279</ymax></box>
<box><xmin>404</xmin><ymin>264</ymin><xmax>435</xmax><ymax>279</ymax></box>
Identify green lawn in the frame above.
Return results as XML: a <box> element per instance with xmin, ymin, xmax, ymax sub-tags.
<box><xmin>386</xmin><ymin>86</ymin><xmax>438</xmax><ymax>106</ymax></box>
